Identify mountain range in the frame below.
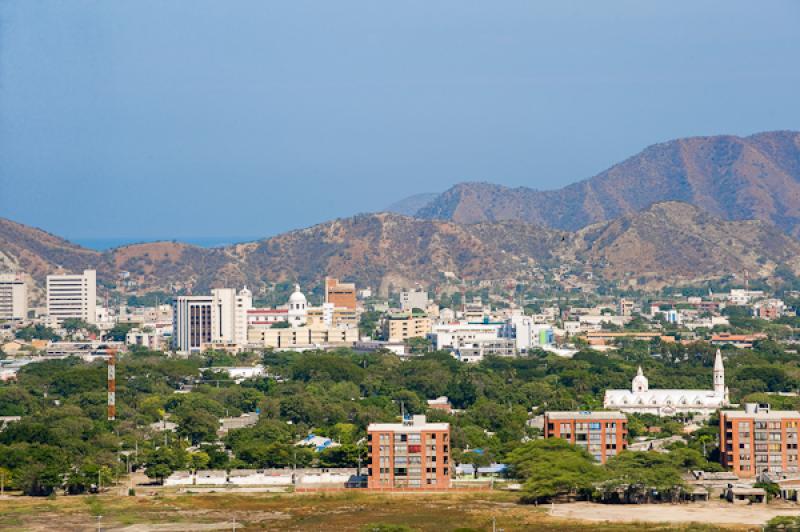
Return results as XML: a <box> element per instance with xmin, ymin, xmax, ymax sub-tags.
<box><xmin>3</xmin><ymin>130</ymin><xmax>800</xmax><ymax>298</ymax></box>
<box><xmin>3</xmin><ymin>202</ymin><xmax>799</xmax><ymax>299</ymax></box>
<box><xmin>412</xmin><ymin>131</ymin><xmax>800</xmax><ymax>237</ymax></box>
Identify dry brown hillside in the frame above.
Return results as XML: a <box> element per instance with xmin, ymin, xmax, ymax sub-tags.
<box><xmin>2</xmin><ymin>202</ymin><xmax>798</xmax><ymax>297</ymax></box>
<box><xmin>416</xmin><ymin>131</ymin><xmax>800</xmax><ymax>237</ymax></box>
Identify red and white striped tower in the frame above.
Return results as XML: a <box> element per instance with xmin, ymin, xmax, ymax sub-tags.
<box><xmin>107</xmin><ymin>349</ymin><xmax>116</xmax><ymax>421</ymax></box>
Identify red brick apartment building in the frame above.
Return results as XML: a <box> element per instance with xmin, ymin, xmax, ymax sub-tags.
<box><xmin>720</xmin><ymin>403</ymin><xmax>800</xmax><ymax>477</ymax></box>
<box><xmin>367</xmin><ymin>415</ymin><xmax>451</xmax><ymax>489</ymax></box>
<box><xmin>544</xmin><ymin>411</ymin><xmax>628</xmax><ymax>463</ymax></box>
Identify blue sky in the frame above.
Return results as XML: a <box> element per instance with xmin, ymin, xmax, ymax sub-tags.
<box><xmin>1</xmin><ymin>1</ymin><xmax>799</xmax><ymax>244</ymax></box>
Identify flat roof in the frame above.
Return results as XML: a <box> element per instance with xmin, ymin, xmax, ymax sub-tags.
<box><xmin>721</xmin><ymin>410</ymin><xmax>800</xmax><ymax>419</ymax></box>
<box><xmin>546</xmin><ymin>411</ymin><xmax>627</xmax><ymax>421</ymax></box>
<box><xmin>368</xmin><ymin>422</ymin><xmax>450</xmax><ymax>432</ymax></box>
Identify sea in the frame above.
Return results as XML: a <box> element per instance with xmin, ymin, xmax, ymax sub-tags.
<box><xmin>72</xmin><ymin>237</ymin><xmax>261</xmax><ymax>251</ymax></box>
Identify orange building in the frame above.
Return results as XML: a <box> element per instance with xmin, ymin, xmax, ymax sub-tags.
<box><xmin>544</xmin><ymin>411</ymin><xmax>628</xmax><ymax>463</ymax></box>
<box><xmin>325</xmin><ymin>277</ymin><xmax>356</xmax><ymax>310</ymax></box>
<box><xmin>367</xmin><ymin>415</ymin><xmax>451</xmax><ymax>489</ymax></box>
<box><xmin>720</xmin><ymin>404</ymin><xmax>800</xmax><ymax>477</ymax></box>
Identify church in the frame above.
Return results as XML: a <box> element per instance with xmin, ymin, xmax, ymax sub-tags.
<box><xmin>603</xmin><ymin>349</ymin><xmax>729</xmax><ymax>417</ymax></box>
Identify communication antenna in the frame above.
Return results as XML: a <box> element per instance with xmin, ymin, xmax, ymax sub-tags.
<box><xmin>107</xmin><ymin>349</ymin><xmax>116</xmax><ymax>421</ymax></box>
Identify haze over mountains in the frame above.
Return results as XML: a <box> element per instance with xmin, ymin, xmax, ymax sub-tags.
<box><xmin>3</xmin><ymin>130</ymin><xmax>800</xmax><ymax>296</ymax></box>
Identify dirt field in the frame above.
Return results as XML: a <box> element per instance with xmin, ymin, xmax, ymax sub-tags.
<box><xmin>0</xmin><ymin>491</ymin><xmax>788</xmax><ymax>531</ymax></box>
<box><xmin>549</xmin><ymin>500</ymin><xmax>800</xmax><ymax>527</ymax></box>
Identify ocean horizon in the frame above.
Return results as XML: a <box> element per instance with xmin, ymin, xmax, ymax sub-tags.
<box><xmin>72</xmin><ymin>236</ymin><xmax>261</xmax><ymax>251</ymax></box>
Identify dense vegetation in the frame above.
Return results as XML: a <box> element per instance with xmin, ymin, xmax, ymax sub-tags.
<box><xmin>0</xmin><ymin>339</ymin><xmax>798</xmax><ymax>496</ymax></box>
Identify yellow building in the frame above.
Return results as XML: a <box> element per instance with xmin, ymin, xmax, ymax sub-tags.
<box><xmin>382</xmin><ymin>311</ymin><xmax>432</xmax><ymax>342</ymax></box>
<box><xmin>249</xmin><ymin>326</ymin><xmax>358</xmax><ymax>349</ymax></box>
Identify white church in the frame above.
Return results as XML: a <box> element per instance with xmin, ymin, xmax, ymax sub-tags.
<box><xmin>603</xmin><ymin>349</ymin><xmax>729</xmax><ymax>416</ymax></box>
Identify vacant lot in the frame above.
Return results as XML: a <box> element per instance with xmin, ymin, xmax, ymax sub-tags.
<box><xmin>0</xmin><ymin>492</ymin><xmax>776</xmax><ymax>531</ymax></box>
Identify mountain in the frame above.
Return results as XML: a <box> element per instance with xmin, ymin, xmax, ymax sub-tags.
<box><xmin>570</xmin><ymin>202</ymin><xmax>800</xmax><ymax>284</ymax></box>
<box><xmin>3</xmin><ymin>202</ymin><xmax>799</xmax><ymax>297</ymax></box>
<box><xmin>416</xmin><ymin>131</ymin><xmax>800</xmax><ymax>237</ymax></box>
<box><xmin>384</xmin><ymin>193</ymin><xmax>440</xmax><ymax>216</ymax></box>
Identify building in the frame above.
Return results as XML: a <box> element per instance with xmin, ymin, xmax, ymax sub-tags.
<box><xmin>172</xmin><ymin>295</ymin><xmax>213</xmax><ymax>352</ymax></box>
<box><xmin>172</xmin><ymin>288</ymin><xmax>252</xmax><ymax>352</ymax></box>
<box><xmin>249</xmin><ymin>326</ymin><xmax>358</xmax><ymax>350</ymax></box>
<box><xmin>711</xmin><ymin>333</ymin><xmax>766</xmax><ymax>349</ymax></box>
<box><xmin>382</xmin><ymin>311</ymin><xmax>432</xmax><ymax>342</ymax></box>
<box><xmin>544</xmin><ymin>411</ymin><xmax>628</xmax><ymax>463</ymax></box>
<box><xmin>46</xmin><ymin>270</ymin><xmax>97</xmax><ymax>324</ymax></box>
<box><xmin>429</xmin><ymin>321</ymin><xmax>502</xmax><ymax>351</ymax></box>
<box><xmin>0</xmin><ymin>273</ymin><xmax>27</xmax><ymax>321</ymax></box>
<box><xmin>400</xmin><ymin>289</ymin><xmax>429</xmax><ymax>312</ymax></box>
<box><xmin>210</xmin><ymin>287</ymin><xmax>252</xmax><ymax>346</ymax></box>
<box><xmin>246</xmin><ymin>308</ymin><xmax>288</xmax><ymax>326</ymax></box>
<box><xmin>720</xmin><ymin>403</ymin><xmax>800</xmax><ymax>477</ymax></box>
<box><xmin>125</xmin><ymin>327</ymin><xmax>163</xmax><ymax>350</ymax></box>
<box><xmin>287</xmin><ymin>284</ymin><xmax>308</xmax><ymax>327</ymax></box>
<box><xmin>325</xmin><ymin>277</ymin><xmax>356</xmax><ymax>310</ymax></box>
<box><xmin>617</xmin><ymin>298</ymin><xmax>635</xmax><ymax>316</ymax></box>
<box><xmin>603</xmin><ymin>350</ymin><xmax>728</xmax><ymax>416</ymax></box>
<box><xmin>454</xmin><ymin>338</ymin><xmax>516</xmax><ymax>363</ymax></box>
<box><xmin>367</xmin><ymin>415</ymin><xmax>451</xmax><ymax>489</ymax></box>
<box><xmin>753</xmin><ymin>299</ymin><xmax>785</xmax><ymax>320</ymax></box>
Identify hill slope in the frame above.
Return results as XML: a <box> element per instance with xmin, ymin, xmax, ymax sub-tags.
<box><xmin>3</xmin><ymin>202</ymin><xmax>799</xmax><ymax>296</ymax></box>
<box><xmin>416</xmin><ymin>131</ymin><xmax>800</xmax><ymax>236</ymax></box>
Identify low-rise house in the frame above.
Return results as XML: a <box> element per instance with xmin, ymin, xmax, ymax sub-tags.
<box><xmin>427</xmin><ymin>396</ymin><xmax>453</xmax><ymax>413</ymax></box>
<box><xmin>295</xmin><ymin>434</ymin><xmax>340</xmax><ymax>452</ymax></box>
<box><xmin>218</xmin><ymin>412</ymin><xmax>259</xmax><ymax>434</ymax></box>
<box><xmin>725</xmin><ymin>485</ymin><xmax>767</xmax><ymax>504</ymax></box>
<box><xmin>711</xmin><ymin>333</ymin><xmax>766</xmax><ymax>349</ymax></box>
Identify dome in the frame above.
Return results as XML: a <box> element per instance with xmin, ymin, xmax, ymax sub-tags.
<box><xmin>288</xmin><ymin>284</ymin><xmax>307</xmax><ymax>305</ymax></box>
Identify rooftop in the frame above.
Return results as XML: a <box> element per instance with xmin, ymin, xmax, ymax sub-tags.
<box><xmin>546</xmin><ymin>411</ymin><xmax>627</xmax><ymax>421</ymax></box>
<box><xmin>368</xmin><ymin>415</ymin><xmax>449</xmax><ymax>433</ymax></box>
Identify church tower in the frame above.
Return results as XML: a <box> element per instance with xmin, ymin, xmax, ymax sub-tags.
<box><xmin>632</xmin><ymin>366</ymin><xmax>649</xmax><ymax>393</ymax></box>
<box><xmin>713</xmin><ymin>349</ymin><xmax>727</xmax><ymax>402</ymax></box>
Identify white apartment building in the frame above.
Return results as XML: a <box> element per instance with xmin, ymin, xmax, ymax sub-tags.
<box><xmin>429</xmin><ymin>321</ymin><xmax>502</xmax><ymax>351</ymax></box>
<box><xmin>400</xmin><ymin>289</ymin><xmax>429</xmax><ymax>312</ymax></box>
<box><xmin>0</xmin><ymin>273</ymin><xmax>28</xmax><ymax>321</ymax></box>
<box><xmin>46</xmin><ymin>270</ymin><xmax>97</xmax><ymax>324</ymax></box>
<box><xmin>211</xmin><ymin>287</ymin><xmax>252</xmax><ymax>347</ymax></box>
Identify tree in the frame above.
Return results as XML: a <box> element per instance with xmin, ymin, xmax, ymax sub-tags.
<box><xmin>145</xmin><ymin>463</ymin><xmax>173</xmax><ymax>485</ymax></box>
<box><xmin>188</xmin><ymin>451</ymin><xmax>211</xmax><ymax>472</ymax></box>
<box><xmin>601</xmin><ymin>452</ymin><xmax>685</xmax><ymax>503</ymax></box>
<box><xmin>176</xmin><ymin>410</ymin><xmax>219</xmax><ymax>445</ymax></box>
<box><xmin>506</xmin><ymin>439</ymin><xmax>605</xmax><ymax>503</ymax></box>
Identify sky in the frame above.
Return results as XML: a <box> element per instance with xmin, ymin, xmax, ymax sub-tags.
<box><xmin>1</xmin><ymin>1</ymin><xmax>799</xmax><ymax>246</ymax></box>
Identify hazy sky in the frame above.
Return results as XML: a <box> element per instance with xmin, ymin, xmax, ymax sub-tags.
<box><xmin>1</xmin><ymin>1</ymin><xmax>799</xmax><ymax>243</ymax></box>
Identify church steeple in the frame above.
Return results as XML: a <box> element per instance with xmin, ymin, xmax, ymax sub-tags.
<box><xmin>632</xmin><ymin>366</ymin><xmax>649</xmax><ymax>393</ymax></box>
<box><xmin>713</xmin><ymin>349</ymin><xmax>726</xmax><ymax>401</ymax></box>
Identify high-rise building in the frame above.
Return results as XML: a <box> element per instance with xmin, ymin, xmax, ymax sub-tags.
<box><xmin>367</xmin><ymin>415</ymin><xmax>451</xmax><ymax>490</ymax></box>
<box><xmin>720</xmin><ymin>403</ymin><xmax>800</xmax><ymax>477</ymax></box>
<box><xmin>0</xmin><ymin>273</ymin><xmax>28</xmax><ymax>321</ymax></box>
<box><xmin>211</xmin><ymin>287</ymin><xmax>252</xmax><ymax>346</ymax></box>
<box><xmin>325</xmin><ymin>277</ymin><xmax>356</xmax><ymax>310</ymax></box>
<box><xmin>173</xmin><ymin>287</ymin><xmax>252</xmax><ymax>352</ymax></box>
<box><xmin>544</xmin><ymin>411</ymin><xmax>628</xmax><ymax>463</ymax></box>
<box><xmin>172</xmin><ymin>295</ymin><xmax>213</xmax><ymax>352</ymax></box>
<box><xmin>46</xmin><ymin>269</ymin><xmax>97</xmax><ymax>324</ymax></box>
